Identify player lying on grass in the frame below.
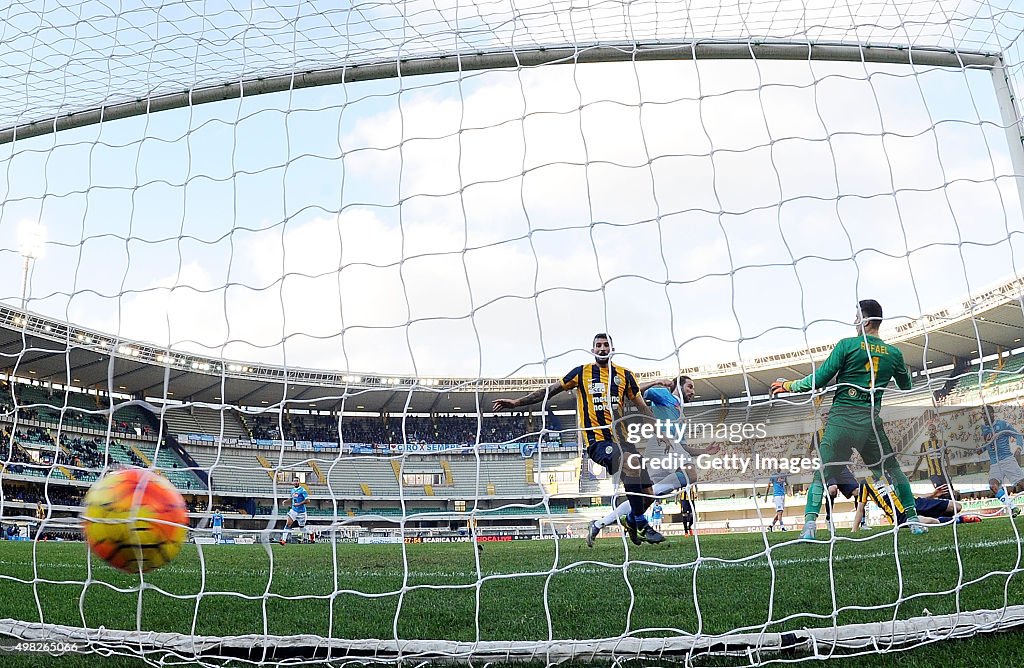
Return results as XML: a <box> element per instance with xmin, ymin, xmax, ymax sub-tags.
<box><xmin>493</xmin><ymin>333</ymin><xmax>664</xmax><ymax>545</ymax></box>
<box><xmin>585</xmin><ymin>375</ymin><xmax>719</xmax><ymax>546</ymax></box>
<box><xmin>771</xmin><ymin>299</ymin><xmax>924</xmax><ymax>539</ymax></box>
<box><xmin>851</xmin><ymin>480</ymin><xmax>979</xmax><ymax>530</ymax></box>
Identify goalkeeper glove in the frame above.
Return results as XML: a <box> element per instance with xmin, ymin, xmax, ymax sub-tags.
<box><xmin>770</xmin><ymin>380</ymin><xmax>792</xmax><ymax>396</ymax></box>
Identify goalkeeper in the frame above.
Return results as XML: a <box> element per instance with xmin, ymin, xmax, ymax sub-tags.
<box><xmin>772</xmin><ymin>299</ymin><xmax>924</xmax><ymax>538</ymax></box>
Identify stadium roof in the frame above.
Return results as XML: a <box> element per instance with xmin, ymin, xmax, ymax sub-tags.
<box><xmin>0</xmin><ymin>277</ymin><xmax>1021</xmax><ymax>413</ymax></box>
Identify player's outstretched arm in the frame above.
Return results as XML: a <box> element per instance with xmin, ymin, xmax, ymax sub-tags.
<box><xmin>638</xmin><ymin>378</ymin><xmax>673</xmax><ymax>394</ymax></box>
<box><xmin>492</xmin><ymin>381</ymin><xmax>564</xmax><ymax>412</ymax></box>
<box><xmin>789</xmin><ymin>343</ymin><xmax>847</xmax><ymax>394</ymax></box>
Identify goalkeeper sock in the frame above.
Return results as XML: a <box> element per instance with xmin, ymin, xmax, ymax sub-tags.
<box><xmin>804</xmin><ymin>478</ymin><xmax>824</xmax><ymax>523</ymax></box>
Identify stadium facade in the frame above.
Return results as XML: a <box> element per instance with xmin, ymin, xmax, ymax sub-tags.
<box><xmin>2</xmin><ymin>276</ymin><xmax>1022</xmax><ymax>541</ymax></box>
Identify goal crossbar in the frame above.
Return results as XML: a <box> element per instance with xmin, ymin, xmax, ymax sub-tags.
<box><xmin>0</xmin><ymin>40</ymin><xmax>1000</xmax><ymax>147</ymax></box>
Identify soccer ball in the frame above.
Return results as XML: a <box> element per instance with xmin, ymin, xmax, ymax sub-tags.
<box><xmin>82</xmin><ymin>468</ymin><xmax>188</xmax><ymax>573</ymax></box>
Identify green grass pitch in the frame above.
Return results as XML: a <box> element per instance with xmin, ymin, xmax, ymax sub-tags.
<box><xmin>1</xmin><ymin>519</ymin><xmax>1023</xmax><ymax>666</ymax></box>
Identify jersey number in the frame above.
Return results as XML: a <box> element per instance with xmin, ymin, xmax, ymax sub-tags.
<box><xmin>864</xmin><ymin>357</ymin><xmax>880</xmax><ymax>376</ymax></box>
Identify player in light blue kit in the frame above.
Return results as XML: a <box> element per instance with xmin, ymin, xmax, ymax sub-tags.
<box><xmin>587</xmin><ymin>375</ymin><xmax>718</xmax><ymax>546</ymax></box>
<box><xmin>650</xmin><ymin>499</ymin><xmax>664</xmax><ymax>530</ymax></box>
<box><xmin>979</xmin><ymin>405</ymin><xmax>1024</xmax><ymax>498</ymax></box>
<box><xmin>765</xmin><ymin>474</ymin><xmax>787</xmax><ymax>531</ymax></box>
<box><xmin>211</xmin><ymin>509</ymin><xmax>224</xmax><ymax>544</ymax></box>
<box><xmin>278</xmin><ymin>477</ymin><xmax>308</xmax><ymax>545</ymax></box>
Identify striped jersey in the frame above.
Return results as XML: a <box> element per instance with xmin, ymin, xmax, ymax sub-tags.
<box><xmin>561</xmin><ymin>363</ymin><xmax>639</xmax><ymax>448</ymax></box>
<box><xmin>920</xmin><ymin>437</ymin><xmax>949</xmax><ymax>490</ymax></box>
<box><xmin>809</xmin><ymin>427</ymin><xmax>825</xmax><ymax>455</ymax></box>
<box><xmin>857</xmin><ymin>477</ymin><xmax>906</xmax><ymax>524</ymax></box>
<box><xmin>981</xmin><ymin>419</ymin><xmax>1023</xmax><ymax>465</ymax></box>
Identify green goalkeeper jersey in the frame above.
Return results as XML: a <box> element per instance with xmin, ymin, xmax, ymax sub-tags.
<box><xmin>788</xmin><ymin>335</ymin><xmax>912</xmax><ymax>407</ymax></box>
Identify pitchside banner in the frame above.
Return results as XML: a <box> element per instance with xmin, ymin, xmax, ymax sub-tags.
<box><xmin>179</xmin><ymin>434</ymin><xmax>560</xmax><ymax>456</ymax></box>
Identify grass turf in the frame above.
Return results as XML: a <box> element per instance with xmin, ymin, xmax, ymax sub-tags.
<box><xmin>0</xmin><ymin>519</ymin><xmax>1022</xmax><ymax>665</ymax></box>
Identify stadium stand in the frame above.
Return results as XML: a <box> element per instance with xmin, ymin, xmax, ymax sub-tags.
<box><xmin>157</xmin><ymin>403</ymin><xmax>249</xmax><ymax>439</ymax></box>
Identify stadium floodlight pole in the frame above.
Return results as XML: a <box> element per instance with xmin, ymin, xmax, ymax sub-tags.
<box><xmin>992</xmin><ymin>58</ymin><xmax>1024</xmax><ymax>228</ymax></box>
<box><xmin>16</xmin><ymin>220</ymin><xmax>46</xmax><ymax>311</ymax></box>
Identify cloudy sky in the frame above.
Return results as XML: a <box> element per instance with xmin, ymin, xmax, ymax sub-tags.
<box><xmin>1</xmin><ymin>2</ymin><xmax>1022</xmax><ymax>379</ymax></box>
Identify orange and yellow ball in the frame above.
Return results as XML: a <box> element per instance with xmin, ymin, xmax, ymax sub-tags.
<box><xmin>82</xmin><ymin>468</ymin><xmax>187</xmax><ymax>573</ymax></box>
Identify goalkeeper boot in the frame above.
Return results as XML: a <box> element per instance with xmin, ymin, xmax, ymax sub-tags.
<box><xmin>586</xmin><ymin>521</ymin><xmax>600</xmax><ymax>548</ymax></box>
<box><xmin>905</xmin><ymin>516</ymin><xmax>929</xmax><ymax>535</ymax></box>
<box><xmin>798</xmin><ymin>521</ymin><xmax>817</xmax><ymax>541</ymax></box>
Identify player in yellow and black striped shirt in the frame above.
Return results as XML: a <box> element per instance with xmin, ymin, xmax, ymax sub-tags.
<box><xmin>492</xmin><ymin>333</ymin><xmax>663</xmax><ymax>545</ymax></box>
<box><xmin>680</xmin><ymin>484</ymin><xmax>697</xmax><ymax>536</ymax></box>
<box><xmin>920</xmin><ymin>424</ymin><xmax>952</xmax><ymax>497</ymax></box>
<box><xmin>851</xmin><ymin>475</ymin><xmax>975</xmax><ymax>530</ymax></box>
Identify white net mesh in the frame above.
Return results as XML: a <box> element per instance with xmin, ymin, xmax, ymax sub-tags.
<box><xmin>1</xmin><ymin>0</ymin><xmax>1024</xmax><ymax>666</ymax></box>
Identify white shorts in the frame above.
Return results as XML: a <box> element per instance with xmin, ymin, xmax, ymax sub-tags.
<box><xmin>990</xmin><ymin>458</ymin><xmax>1024</xmax><ymax>486</ymax></box>
<box><xmin>287</xmin><ymin>509</ymin><xmax>308</xmax><ymax>527</ymax></box>
<box><xmin>212</xmin><ymin>527</ymin><xmax>222</xmax><ymax>536</ymax></box>
<box><xmin>774</xmin><ymin>495</ymin><xmax>785</xmax><ymax>513</ymax></box>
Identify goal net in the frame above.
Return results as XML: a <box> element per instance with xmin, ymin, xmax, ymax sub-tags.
<box><xmin>1</xmin><ymin>0</ymin><xmax>1024</xmax><ymax>665</ymax></box>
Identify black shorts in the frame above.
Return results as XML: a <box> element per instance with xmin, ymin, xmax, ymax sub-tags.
<box><xmin>587</xmin><ymin>441</ymin><xmax>651</xmax><ymax>486</ymax></box>
<box><xmin>680</xmin><ymin>499</ymin><xmax>693</xmax><ymax>515</ymax></box>
<box><xmin>587</xmin><ymin>441</ymin><xmax>622</xmax><ymax>472</ymax></box>
<box><xmin>826</xmin><ymin>467</ymin><xmax>859</xmax><ymax>499</ymax></box>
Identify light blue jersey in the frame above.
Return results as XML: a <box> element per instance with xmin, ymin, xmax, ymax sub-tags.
<box><xmin>646</xmin><ymin>386</ymin><xmax>690</xmax><ymax>488</ymax></box>
<box><xmin>982</xmin><ymin>419</ymin><xmax>1023</xmax><ymax>465</ymax></box>
<box><xmin>651</xmin><ymin>503</ymin><xmax>663</xmax><ymax>521</ymax></box>
<box><xmin>644</xmin><ymin>387</ymin><xmax>681</xmax><ymax>421</ymax></box>
<box><xmin>212</xmin><ymin>512</ymin><xmax>223</xmax><ymax>528</ymax></box>
<box><xmin>291</xmin><ymin>485</ymin><xmax>309</xmax><ymax>512</ymax></box>
<box><xmin>771</xmin><ymin>475</ymin><xmax>786</xmax><ymax>497</ymax></box>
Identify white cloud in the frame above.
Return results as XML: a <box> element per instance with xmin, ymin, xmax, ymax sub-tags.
<box><xmin>5</xmin><ymin>56</ymin><xmax>1023</xmax><ymax>379</ymax></box>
